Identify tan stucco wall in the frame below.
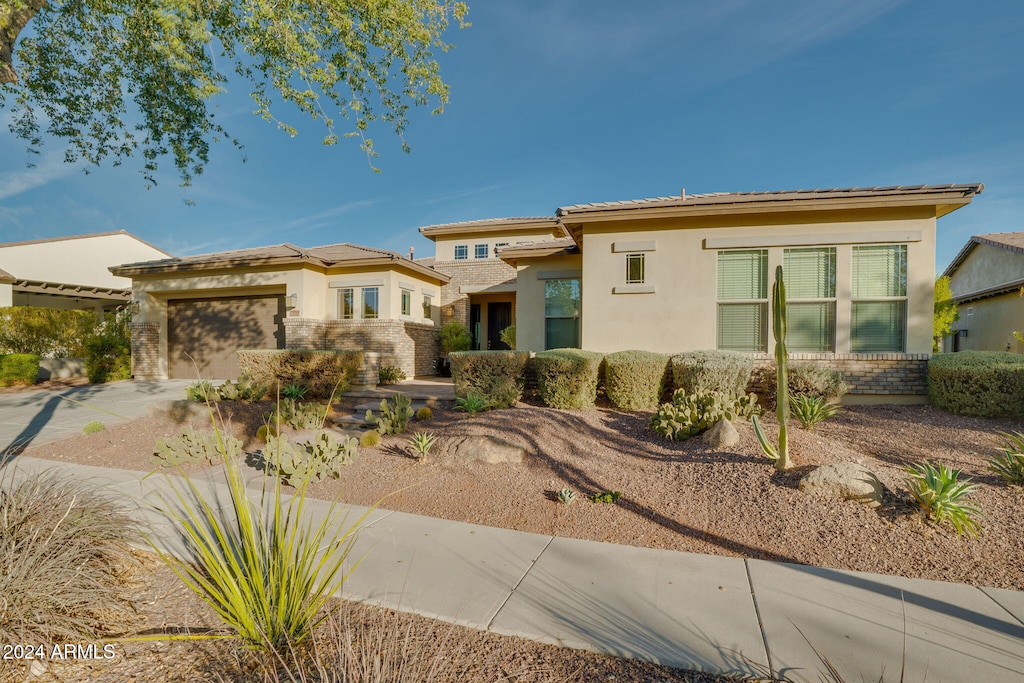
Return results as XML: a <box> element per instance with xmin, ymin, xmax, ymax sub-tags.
<box><xmin>949</xmin><ymin>243</ymin><xmax>1024</xmax><ymax>297</ymax></box>
<box><xmin>0</xmin><ymin>233</ymin><xmax>167</xmax><ymax>289</ymax></box>
<box><xmin>0</xmin><ymin>283</ymin><xmax>13</xmax><ymax>307</ymax></box>
<box><xmin>952</xmin><ymin>293</ymin><xmax>1024</xmax><ymax>353</ymax></box>
<box><xmin>515</xmin><ymin>254</ymin><xmax>583</xmax><ymax>352</ymax></box>
<box><xmin>576</xmin><ymin>208</ymin><xmax>936</xmax><ymax>354</ymax></box>
<box><xmin>433</xmin><ymin>228</ymin><xmax>561</xmax><ymax>261</ymax></box>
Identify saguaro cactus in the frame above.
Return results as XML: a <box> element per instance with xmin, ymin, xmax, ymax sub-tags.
<box><xmin>752</xmin><ymin>265</ymin><xmax>791</xmax><ymax>470</ymax></box>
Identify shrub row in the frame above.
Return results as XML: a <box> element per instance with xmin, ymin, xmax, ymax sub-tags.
<box><xmin>0</xmin><ymin>307</ymin><xmax>101</xmax><ymax>358</ymax></box>
<box><xmin>928</xmin><ymin>351</ymin><xmax>1024</xmax><ymax>418</ymax></box>
<box><xmin>533</xmin><ymin>349</ymin><xmax>604</xmax><ymax>409</ymax></box>
<box><xmin>448</xmin><ymin>351</ymin><xmax>530</xmax><ymax>409</ymax></box>
<box><xmin>0</xmin><ymin>354</ymin><xmax>40</xmax><ymax>387</ymax></box>
<box><xmin>238</xmin><ymin>350</ymin><xmax>363</xmax><ymax>399</ymax></box>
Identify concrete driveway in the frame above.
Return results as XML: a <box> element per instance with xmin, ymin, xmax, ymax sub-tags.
<box><xmin>0</xmin><ymin>380</ymin><xmax>192</xmax><ymax>456</ymax></box>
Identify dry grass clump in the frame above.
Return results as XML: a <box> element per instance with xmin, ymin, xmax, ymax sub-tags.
<box><xmin>0</xmin><ymin>470</ymin><xmax>138</xmax><ymax>676</ymax></box>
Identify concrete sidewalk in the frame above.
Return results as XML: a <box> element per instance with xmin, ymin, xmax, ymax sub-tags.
<box><xmin>0</xmin><ymin>379</ymin><xmax>193</xmax><ymax>455</ymax></box>
<box><xmin>4</xmin><ymin>455</ymin><xmax>1023</xmax><ymax>683</ymax></box>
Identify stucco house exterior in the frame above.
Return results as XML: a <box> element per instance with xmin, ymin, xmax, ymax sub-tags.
<box><xmin>0</xmin><ymin>230</ymin><xmax>169</xmax><ymax>312</ymax></box>
<box><xmin>110</xmin><ymin>183</ymin><xmax>982</xmax><ymax>402</ymax></box>
<box><xmin>111</xmin><ymin>243</ymin><xmax>448</xmax><ymax>380</ymax></box>
<box><xmin>501</xmin><ymin>184</ymin><xmax>982</xmax><ymax>402</ymax></box>
<box><xmin>941</xmin><ymin>232</ymin><xmax>1024</xmax><ymax>353</ymax></box>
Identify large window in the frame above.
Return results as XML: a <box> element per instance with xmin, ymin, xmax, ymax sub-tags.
<box><xmin>544</xmin><ymin>279</ymin><xmax>581</xmax><ymax>349</ymax></box>
<box><xmin>626</xmin><ymin>253</ymin><xmax>645</xmax><ymax>284</ymax></box>
<box><xmin>362</xmin><ymin>287</ymin><xmax>379</xmax><ymax>319</ymax></box>
<box><xmin>338</xmin><ymin>288</ymin><xmax>355</xmax><ymax>320</ymax></box>
<box><xmin>852</xmin><ymin>245</ymin><xmax>907</xmax><ymax>352</ymax></box>
<box><xmin>454</xmin><ymin>245</ymin><xmax>468</xmax><ymax>260</ymax></box>
<box><xmin>717</xmin><ymin>250</ymin><xmax>767</xmax><ymax>352</ymax></box>
<box><xmin>784</xmin><ymin>247</ymin><xmax>836</xmax><ymax>352</ymax></box>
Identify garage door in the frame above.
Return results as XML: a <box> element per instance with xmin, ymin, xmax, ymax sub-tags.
<box><xmin>167</xmin><ymin>295</ymin><xmax>285</xmax><ymax>379</ymax></box>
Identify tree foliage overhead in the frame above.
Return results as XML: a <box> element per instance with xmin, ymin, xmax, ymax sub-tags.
<box><xmin>933</xmin><ymin>275</ymin><xmax>959</xmax><ymax>351</ymax></box>
<box><xmin>0</xmin><ymin>0</ymin><xmax>469</xmax><ymax>186</ymax></box>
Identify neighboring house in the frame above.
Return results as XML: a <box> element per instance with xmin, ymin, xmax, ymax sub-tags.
<box><xmin>941</xmin><ymin>232</ymin><xmax>1024</xmax><ymax>353</ymax></box>
<box><xmin>501</xmin><ymin>184</ymin><xmax>982</xmax><ymax>402</ymax></box>
<box><xmin>110</xmin><ymin>243</ymin><xmax>449</xmax><ymax>380</ymax></box>
<box><xmin>418</xmin><ymin>217</ymin><xmax>567</xmax><ymax>350</ymax></box>
<box><xmin>0</xmin><ymin>231</ymin><xmax>170</xmax><ymax>312</ymax></box>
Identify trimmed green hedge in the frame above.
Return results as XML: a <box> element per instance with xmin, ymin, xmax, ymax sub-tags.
<box><xmin>671</xmin><ymin>350</ymin><xmax>754</xmax><ymax>396</ymax></box>
<box><xmin>756</xmin><ymin>361</ymin><xmax>848</xmax><ymax>403</ymax></box>
<box><xmin>533</xmin><ymin>349</ymin><xmax>604</xmax><ymax>409</ymax></box>
<box><xmin>237</xmin><ymin>349</ymin><xmax>363</xmax><ymax>399</ymax></box>
<box><xmin>0</xmin><ymin>354</ymin><xmax>40</xmax><ymax>387</ymax></box>
<box><xmin>603</xmin><ymin>350</ymin><xmax>670</xmax><ymax>411</ymax></box>
<box><xmin>84</xmin><ymin>311</ymin><xmax>132</xmax><ymax>384</ymax></box>
<box><xmin>448</xmin><ymin>350</ymin><xmax>530</xmax><ymax>409</ymax></box>
<box><xmin>928</xmin><ymin>351</ymin><xmax>1024</xmax><ymax>417</ymax></box>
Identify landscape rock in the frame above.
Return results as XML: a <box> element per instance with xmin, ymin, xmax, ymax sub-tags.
<box><xmin>799</xmin><ymin>461</ymin><xmax>883</xmax><ymax>507</ymax></box>
<box><xmin>702</xmin><ymin>419</ymin><xmax>740</xmax><ymax>449</ymax></box>
<box><xmin>447</xmin><ymin>435</ymin><xmax>528</xmax><ymax>464</ymax></box>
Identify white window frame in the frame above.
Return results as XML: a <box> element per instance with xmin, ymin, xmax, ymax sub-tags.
<box><xmin>783</xmin><ymin>247</ymin><xmax>837</xmax><ymax>353</ymax></box>
<box><xmin>716</xmin><ymin>249</ymin><xmax>768</xmax><ymax>352</ymax></box>
<box><xmin>338</xmin><ymin>288</ymin><xmax>355</xmax><ymax>320</ymax></box>
<box><xmin>400</xmin><ymin>289</ymin><xmax>412</xmax><ymax>317</ymax></box>
<box><xmin>851</xmin><ymin>244</ymin><xmax>907</xmax><ymax>353</ymax></box>
<box><xmin>422</xmin><ymin>293</ymin><xmax>433</xmax><ymax>319</ymax></box>
<box><xmin>362</xmin><ymin>287</ymin><xmax>379</xmax><ymax>319</ymax></box>
<box><xmin>625</xmin><ymin>253</ymin><xmax>645</xmax><ymax>285</ymax></box>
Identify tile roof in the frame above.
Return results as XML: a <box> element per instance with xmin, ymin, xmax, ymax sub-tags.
<box><xmin>419</xmin><ymin>216</ymin><xmax>563</xmax><ymax>237</ymax></box>
<box><xmin>942</xmin><ymin>232</ymin><xmax>1024</xmax><ymax>277</ymax></box>
<box><xmin>497</xmin><ymin>237</ymin><xmax>577</xmax><ymax>253</ymax></box>
<box><xmin>557</xmin><ymin>184</ymin><xmax>984</xmax><ymax>215</ymax></box>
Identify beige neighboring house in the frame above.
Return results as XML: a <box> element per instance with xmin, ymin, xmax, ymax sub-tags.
<box><xmin>110</xmin><ymin>242</ymin><xmax>449</xmax><ymax>380</ymax></box>
<box><xmin>0</xmin><ymin>230</ymin><xmax>170</xmax><ymax>311</ymax></box>
<box><xmin>418</xmin><ymin>217</ymin><xmax>567</xmax><ymax>349</ymax></box>
<box><xmin>499</xmin><ymin>184</ymin><xmax>983</xmax><ymax>403</ymax></box>
<box><xmin>941</xmin><ymin>232</ymin><xmax>1024</xmax><ymax>353</ymax></box>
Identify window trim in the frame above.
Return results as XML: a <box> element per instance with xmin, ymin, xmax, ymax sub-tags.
<box><xmin>454</xmin><ymin>245</ymin><xmax>468</xmax><ymax>260</ymax></box>
<box><xmin>362</xmin><ymin>286</ymin><xmax>379</xmax><ymax>319</ymax></box>
<box><xmin>850</xmin><ymin>244</ymin><xmax>908</xmax><ymax>353</ymax></box>
<box><xmin>716</xmin><ymin>249</ymin><xmax>768</xmax><ymax>352</ymax></box>
<box><xmin>783</xmin><ymin>247</ymin><xmax>837</xmax><ymax>353</ymax></box>
<box><xmin>338</xmin><ymin>288</ymin><xmax>355</xmax><ymax>320</ymax></box>
<box><xmin>400</xmin><ymin>289</ymin><xmax>412</xmax><ymax>317</ymax></box>
<box><xmin>422</xmin><ymin>293</ymin><xmax>433</xmax><ymax>319</ymax></box>
<box><xmin>625</xmin><ymin>253</ymin><xmax>645</xmax><ymax>285</ymax></box>
<box><xmin>543</xmin><ymin>278</ymin><xmax>581</xmax><ymax>350</ymax></box>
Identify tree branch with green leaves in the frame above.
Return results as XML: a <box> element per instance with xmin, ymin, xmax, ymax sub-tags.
<box><xmin>0</xmin><ymin>0</ymin><xmax>469</xmax><ymax>187</ymax></box>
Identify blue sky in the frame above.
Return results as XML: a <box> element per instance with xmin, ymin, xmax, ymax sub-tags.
<box><xmin>1</xmin><ymin>0</ymin><xmax>1022</xmax><ymax>270</ymax></box>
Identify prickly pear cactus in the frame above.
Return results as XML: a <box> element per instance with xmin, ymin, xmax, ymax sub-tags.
<box><xmin>649</xmin><ymin>389</ymin><xmax>761</xmax><ymax>441</ymax></box>
<box><xmin>366</xmin><ymin>393</ymin><xmax>414</xmax><ymax>435</ymax></box>
<box><xmin>264</xmin><ymin>431</ymin><xmax>358</xmax><ymax>486</ymax></box>
<box><xmin>152</xmin><ymin>427</ymin><xmax>241</xmax><ymax>467</ymax></box>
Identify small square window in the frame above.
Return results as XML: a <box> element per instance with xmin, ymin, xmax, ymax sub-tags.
<box><xmin>401</xmin><ymin>289</ymin><xmax>412</xmax><ymax>316</ymax></box>
<box><xmin>454</xmin><ymin>245</ymin><xmax>468</xmax><ymax>260</ymax></box>
<box><xmin>474</xmin><ymin>244</ymin><xmax>488</xmax><ymax>259</ymax></box>
<box><xmin>626</xmin><ymin>253</ymin><xmax>645</xmax><ymax>284</ymax></box>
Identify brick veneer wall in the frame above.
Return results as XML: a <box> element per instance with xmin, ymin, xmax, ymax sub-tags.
<box><xmin>432</xmin><ymin>259</ymin><xmax>517</xmax><ymax>326</ymax></box>
<box><xmin>749</xmin><ymin>353</ymin><xmax>930</xmax><ymax>397</ymax></box>
<box><xmin>283</xmin><ymin>318</ymin><xmax>439</xmax><ymax>379</ymax></box>
<box><xmin>129</xmin><ymin>322</ymin><xmax>160</xmax><ymax>379</ymax></box>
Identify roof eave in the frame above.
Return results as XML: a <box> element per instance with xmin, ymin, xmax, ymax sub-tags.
<box><xmin>418</xmin><ymin>219</ymin><xmax>563</xmax><ymax>240</ymax></box>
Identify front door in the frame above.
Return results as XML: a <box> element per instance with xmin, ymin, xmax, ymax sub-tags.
<box><xmin>487</xmin><ymin>302</ymin><xmax>513</xmax><ymax>350</ymax></box>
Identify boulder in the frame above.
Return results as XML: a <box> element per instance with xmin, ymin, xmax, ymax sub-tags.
<box><xmin>799</xmin><ymin>462</ymin><xmax>883</xmax><ymax>507</ymax></box>
<box><xmin>447</xmin><ymin>435</ymin><xmax>527</xmax><ymax>464</ymax></box>
<box><xmin>702</xmin><ymin>419</ymin><xmax>740</xmax><ymax>449</ymax></box>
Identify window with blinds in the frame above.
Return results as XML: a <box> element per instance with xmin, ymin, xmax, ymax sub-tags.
<box><xmin>851</xmin><ymin>245</ymin><xmax>907</xmax><ymax>352</ymax></box>
<box><xmin>784</xmin><ymin>247</ymin><xmax>836</xmax><ymax>352</ymax></box>
<box><xmin>717</xmin><ymin>249</ymin><xmax>767</xmax><ymax>352</ymax></box>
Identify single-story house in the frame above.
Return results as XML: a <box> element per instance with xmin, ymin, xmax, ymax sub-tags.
<box><xmin>499</xmin><ymin>184</ymin><xmax>982</xmax><ymax>402</ymax></box>
<box><xmin>110</xmin><ymin>242</ymin><xmax>449</xmax><ymax>380</ymax></box>
<box><xmin>941</xmin><ymin>232</ymin><xmax>1024</xmax><ymax>353</ymax></box>
<box><xmin>112</xmin><ymin>183</ymin><xmax>982</xmax><ymax>403</ymax></box>
<box><xmin>0</xmin><ymin>230</ymin><xmax>170</xmax><ymax>312</ymax></box>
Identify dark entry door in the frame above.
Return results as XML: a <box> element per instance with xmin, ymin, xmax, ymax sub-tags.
<box><xmin>487</xmin><ymin>302</ymin><xmax>513</xmax><ymax>350</ymax></box>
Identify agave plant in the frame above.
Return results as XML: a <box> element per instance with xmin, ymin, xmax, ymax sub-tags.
<box><xmin>988</xmin><ymin>431</ymin><xmax>1024</xmax><ymax>484</ymax></box>
<box><xmin>904</xmin><ymin>461</ymin><xmax>982</xmax><ymax>536</ymax></box>
<box><xmin>281</xmin><ymin>382</ymin><xmax>309</xmax><ymax>400</ymax></box>
<box><xmin>556</xmin><ymin>487</ymin><xmax>576</xmax><ymax>504</ymax></box>
<box><xmin>790</xmin><ymin>394</ymin><xmax>841</xmax><ymax>430</ymax></box>
<box><xmin>455</xmin><ymin>392</ymin><xmax>489</xmax><ymax>414</ymax></box>
<box><xmin>407</xmin><ymin>432</ymin><xmax>438</xmax><ymax>460</ymax></box>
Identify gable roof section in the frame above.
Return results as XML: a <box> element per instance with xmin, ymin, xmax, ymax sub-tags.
<box><xmin>559</xmin><ymin>184</ymin><xmax>983</xmax><ymax>221</ymax></box>
<box><xmin>0</xmin><ymin>230</ymin><xmax>171</xmax><ymax>256</ymax></box>
<box><xmin>419</xmin><ymin>216</ymin><xmax>564</xmax><ymax>239</ymax></box>
<box><xmin>942</xmin><ymin>232</ymin><xmax>1024</xmax><ymax>278</ymax></box>
<box><xmin>0</xmin><ymin>268</ymin><xmax>15</xmax><ymax>284</ymax></box>
<box><xmin>110</xmin><ymin>242</ymin><xmax>449</xmax><ymax>283</ymax></box>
